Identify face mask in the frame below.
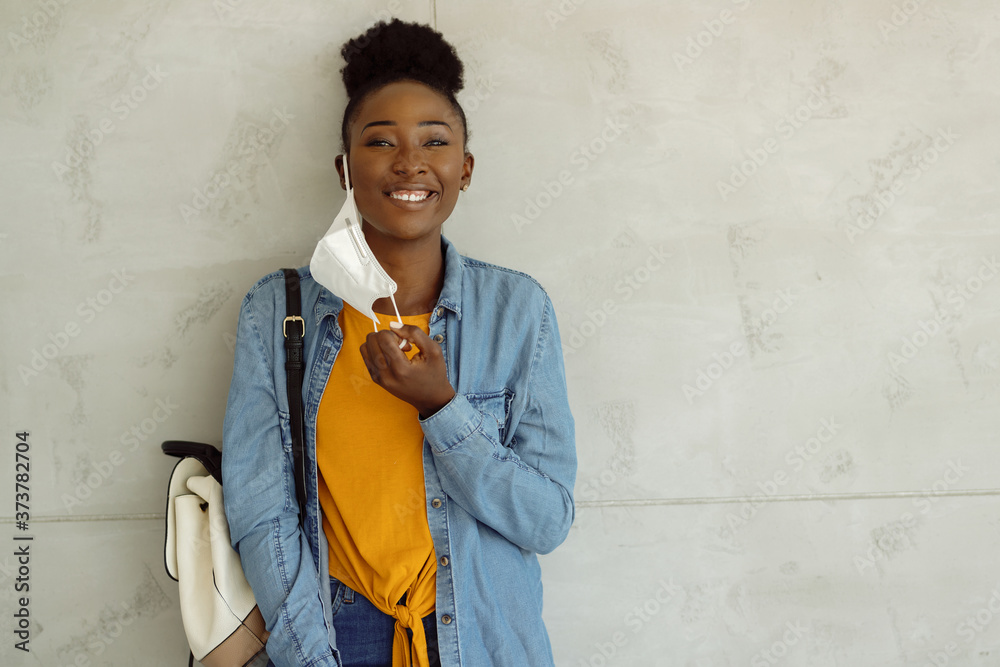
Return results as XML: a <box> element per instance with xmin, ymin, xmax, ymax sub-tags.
<box><xmin>309</xmin><ymin>156</ymin><xmax>404</xmax><ymax>332</ymax></box>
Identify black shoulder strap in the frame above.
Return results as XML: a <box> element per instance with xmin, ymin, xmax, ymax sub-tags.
<box><xmin>282</xmin><ymin>268</ymin><xmax>308</xmax><ymax>526</ymax></box>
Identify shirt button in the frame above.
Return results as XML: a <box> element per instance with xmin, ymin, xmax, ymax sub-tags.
<box><xmin>435</xmin><ymin>307</ymin><xmax>444</xmax><ymax>318</ymax></box>
<box><xmin>433</xmin><ymin>334</ymin><xmax>444</xmax><ymax>343</ymax></box>
<box><xmin>441</xmin><ymin>614</ymin><xmax>452</xmax><ymax>625</ymax></box>
<box><xmin>431</xmin><ymin>498</ymin><xmax>442</xmax><ymax>508</ymax></box>
<box><xmin>439</xmin><ymin>556</ymin><xmax>449</xmax><ymax>567</ymax></box>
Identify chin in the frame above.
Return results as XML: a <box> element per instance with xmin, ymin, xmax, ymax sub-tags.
<box><xmin>362</xmin><ymin>207</ymin><xmax>457</xmax><ymax>241</ymax></box>
<box><xmin>363</xmin><ymin>218</ymin><xmax>444</xmax><ymax>243</ymax></box>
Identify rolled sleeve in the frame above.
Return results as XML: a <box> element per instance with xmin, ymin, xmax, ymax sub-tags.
<box><xmin>420</xmin><ymin>295</ymin><xmax>577</xmax><ymax>555</ymax></box>
<box><xmin>420</xmin><ymin>392</ymin><xmax>485</xmax><ymax>454</ymax></box>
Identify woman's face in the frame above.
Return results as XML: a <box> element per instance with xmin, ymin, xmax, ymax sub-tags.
<box><xmin>340</xmin><ymin>80</ymin><xmax>474</xmax><ymax>244</ymax></box>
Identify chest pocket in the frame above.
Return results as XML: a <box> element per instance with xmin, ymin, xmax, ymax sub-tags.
<box><xmin>465</xmin><ymin>389</ymin><xmax>515</xmax><ymax>448</ymax></box>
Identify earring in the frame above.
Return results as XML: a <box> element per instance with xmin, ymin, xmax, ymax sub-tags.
<box><xmin>461</xmin><ymin>184</ymin><xmax>469</xmax><ymax>191</ymax></box>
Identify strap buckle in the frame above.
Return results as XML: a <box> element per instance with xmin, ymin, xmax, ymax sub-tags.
<box><xmin>283</xmin><ymin>316</ymin><xmax>305</xmax><ymax>338</ymax></box>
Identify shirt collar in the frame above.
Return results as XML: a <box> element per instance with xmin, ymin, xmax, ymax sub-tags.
<box><xmin>310</xmin><ymin>233</ymin><xmax>464</xmax><ymax>327</ymax></box>
<box><xmin>436</xmin><ymin>234</ymin><xmax>463</xmax><ymax>321</ymax></box>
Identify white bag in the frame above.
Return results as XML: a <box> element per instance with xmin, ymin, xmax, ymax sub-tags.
<box><xmin>164</xmin><ymin>453</ymin><xmax>269</xmax><ymax>667</ymax></box>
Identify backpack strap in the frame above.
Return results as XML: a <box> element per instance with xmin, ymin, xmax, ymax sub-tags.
<box><xmin>161</xmin><ymin>440</ymin><xmax>222</xmax><ymax>484</ymax></box>
<box><xmin>282</xmin><ymin>268</ymin><xmax>309</xmax><ymax>527</ymax></box>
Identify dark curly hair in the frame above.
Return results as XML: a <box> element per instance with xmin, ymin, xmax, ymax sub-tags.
<box><xmin>339</xmin><ymin>19</ymin><xmax>469</xmax><ymax>152</ymax></box>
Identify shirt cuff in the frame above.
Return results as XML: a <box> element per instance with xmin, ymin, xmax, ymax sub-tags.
<box><xmin>419</xmin><ymin>392</ymin><xmax>484</xmax><ymax>454</ymax></box>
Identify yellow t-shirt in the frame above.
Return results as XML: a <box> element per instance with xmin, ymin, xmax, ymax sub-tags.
<box><xmin>316</xmin><ymin>303</ymin><xmax>436</xmax><ymax>667</ymax></box>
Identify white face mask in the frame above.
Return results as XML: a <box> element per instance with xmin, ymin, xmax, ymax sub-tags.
<box><xmin>309</xmin><ymin>156</ymin><xmax>404</xmax><ymax>331</ymax></box>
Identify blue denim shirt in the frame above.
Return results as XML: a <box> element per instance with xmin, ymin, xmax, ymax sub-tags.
<box><xmin>222</xmin><ymin>235</ymin><xmax>577</xmax><ymax>667</ymax></box>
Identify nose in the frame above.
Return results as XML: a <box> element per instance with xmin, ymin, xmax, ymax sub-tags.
<box><xmin>392</xmin><ymin>144</ymin><xmax>427</xmax><ymax>176</ymax></box>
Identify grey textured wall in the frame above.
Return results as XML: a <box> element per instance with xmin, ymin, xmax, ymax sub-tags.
<box><xmin>2</xmin><ymin>1</ymin><xmax>999</xmax><ymax>665</ymax></box>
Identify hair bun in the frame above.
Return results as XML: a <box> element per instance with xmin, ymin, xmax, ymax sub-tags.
<box><xmin>341</xmin><ymin>19</ymin><xmax>464</xmax><ymax>99</ymax></box>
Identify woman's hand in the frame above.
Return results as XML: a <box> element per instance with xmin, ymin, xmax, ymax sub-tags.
<box><xmin>359</xmin><ymin>324</ymin><xmax>456</xmax><ymax>419</ymax></box>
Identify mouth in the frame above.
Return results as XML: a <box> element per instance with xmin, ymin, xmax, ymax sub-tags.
<box><xmin>383</xmin><ymin>187</ymin><xmax>440</xmax><ymax>209</ymax></box>
<box><xmin>387</xmin><ymin>190</ymin><xmax>435</xmax><ymax>202</ymax></box>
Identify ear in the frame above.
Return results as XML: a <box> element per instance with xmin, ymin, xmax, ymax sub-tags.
<box><xmin>461</xmin><ymin>152</ymin><xmax>475</xmax><ymax>190</ymax></box>
<box><xmin>334</xmin><ymin>154</ymin><xmax>347</xmax><ymax>191</ymax></box>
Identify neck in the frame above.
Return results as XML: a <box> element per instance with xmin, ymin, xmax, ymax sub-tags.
<box><xmin>363</xmin><ymin>225</ymin><xmax>444</xmax><ymax>316</ymax></box>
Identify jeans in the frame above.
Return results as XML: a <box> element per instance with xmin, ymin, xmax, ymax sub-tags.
<box><xmin>329</xmin><ymin>577</ymin><xmax>440</xmax><ymax>667</ymax></box>
<box><xmin>262</xmin><ymin>577</ymin><xmax>440</xmax><ymax>667</ymax></box>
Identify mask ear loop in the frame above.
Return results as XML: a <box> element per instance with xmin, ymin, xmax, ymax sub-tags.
<box><xmin>388</xmin><ymin>295</ymin><xmax>406</xmax><ymax>349</ymax></box>
<box><xmin>341</xmin><ymin>153</ymin><xmax>352</xmax><ymax>191</ymax></box>
<box><xmin>378</xmin><ymin>297</ymin><xmax>406</xmax><ymax>350</ymax></box>
<box><xmin>369</xmin><ymin>295</ymin><xmax>404</xmax><ymax>336</ymax></box>
<box><xmin>343</xmin><ymin>154</ymin><xmax>407</xmax><ymax>341</ymax></box>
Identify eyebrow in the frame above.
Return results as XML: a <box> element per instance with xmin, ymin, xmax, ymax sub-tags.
<box><xmin>361</xmin><ymin>120</ymin><xmax>452</xmax><ymax>135</ymax></box>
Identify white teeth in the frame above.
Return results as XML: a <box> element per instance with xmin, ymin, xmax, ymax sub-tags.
<box><xmin>390</xmin><ymin>191</ymin><xmax>430</xmax><ymax>201</ymax></box>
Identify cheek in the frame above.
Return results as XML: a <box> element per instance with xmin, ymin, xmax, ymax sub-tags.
<box><xmin>350</xmin><ymin>159</ymin><xmax>381</xmax><ymax>188</ymax></box>
<box><xmin>439</xmin><ymin>158</ymin><xmax>465</xmax><ymax>182</ymax></box>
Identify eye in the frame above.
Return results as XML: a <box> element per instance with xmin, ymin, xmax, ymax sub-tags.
<box><xmin>425</xmin><ymin>138</ymin><xmax>449</xmax><ymax>147</ymax></box>
<box><xmin>365</xmin><ymin>137</ymin><xmax>393</xmax><ymax>147</ymax></box>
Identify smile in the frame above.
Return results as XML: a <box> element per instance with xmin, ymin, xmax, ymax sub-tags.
<box><xmin>388</xmin><ymin>190</ymin><xmax>433</xmax><ymax>202</ymax></box>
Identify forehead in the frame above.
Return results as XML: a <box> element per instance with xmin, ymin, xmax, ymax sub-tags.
<box><xmin>352</xmin><ymin>80</ymin><xmax>461</xmax><ymax>131</ymax></box>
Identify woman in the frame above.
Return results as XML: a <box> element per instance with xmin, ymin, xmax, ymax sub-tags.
<box><xmin>222</xmin><ymin>19</ymin><xmax>576</xmax><ymax>667</ymax></box>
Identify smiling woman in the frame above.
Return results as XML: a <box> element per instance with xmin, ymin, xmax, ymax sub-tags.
<box><xmin>344</xmin><ymin>80</ymin><xmax>474</xmax><ymax>271</ymax></box>
<box><xmin>221</xmin><ymin>18</ymin><xmax>577</xmax><ymax>667</ymax></box>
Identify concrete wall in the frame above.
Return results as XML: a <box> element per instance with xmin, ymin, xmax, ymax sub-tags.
<box><xmin>2</xmin><ymin>0</ymin><xmax>999</xmax><ymax>665</ymax></box>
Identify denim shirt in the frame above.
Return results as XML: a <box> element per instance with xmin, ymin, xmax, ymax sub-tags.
<box><xmin>222</xmin><ymin>235</ymin><xmax>577</xmax><ymax>667</ymax></box>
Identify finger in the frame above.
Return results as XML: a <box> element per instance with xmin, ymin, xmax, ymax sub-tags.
<box><xmin>371</xmin><ymin>330</ymin><xmax>411</xmax><ymax>369</ymax></box>
<box><xmin>389</xmin><ymin>321</ymin><xmax>411</xmax><ymax>350</ymax></box>
<box><xmin>362</xmin><ymin>333</ymin><xmax>387</xmax><ymax>369</ymax></box>
<box><xmin>389</xmin><ymin>325</ymin><xmax>437</xmax><ymax>354</ymax></box>
<box><xmin>361</xmin><ymin>333</ymin><xmax>396</xmax><ymax>381</ymax></box>
<box><xmin>359</xmin><ymin>341</ymin><xmax>379</xmax><ymax>382</ymax></box>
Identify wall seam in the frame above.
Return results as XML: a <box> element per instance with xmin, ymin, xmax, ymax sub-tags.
<box><xmin>4</xmin><ymin>487</ymin><xmax>1000</xmax><ymax>522</ymax></box>
<box><xmin>578</xmin><ymin>487</ymin><xmax>1000</xmax><ymax>508</ymax></box>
